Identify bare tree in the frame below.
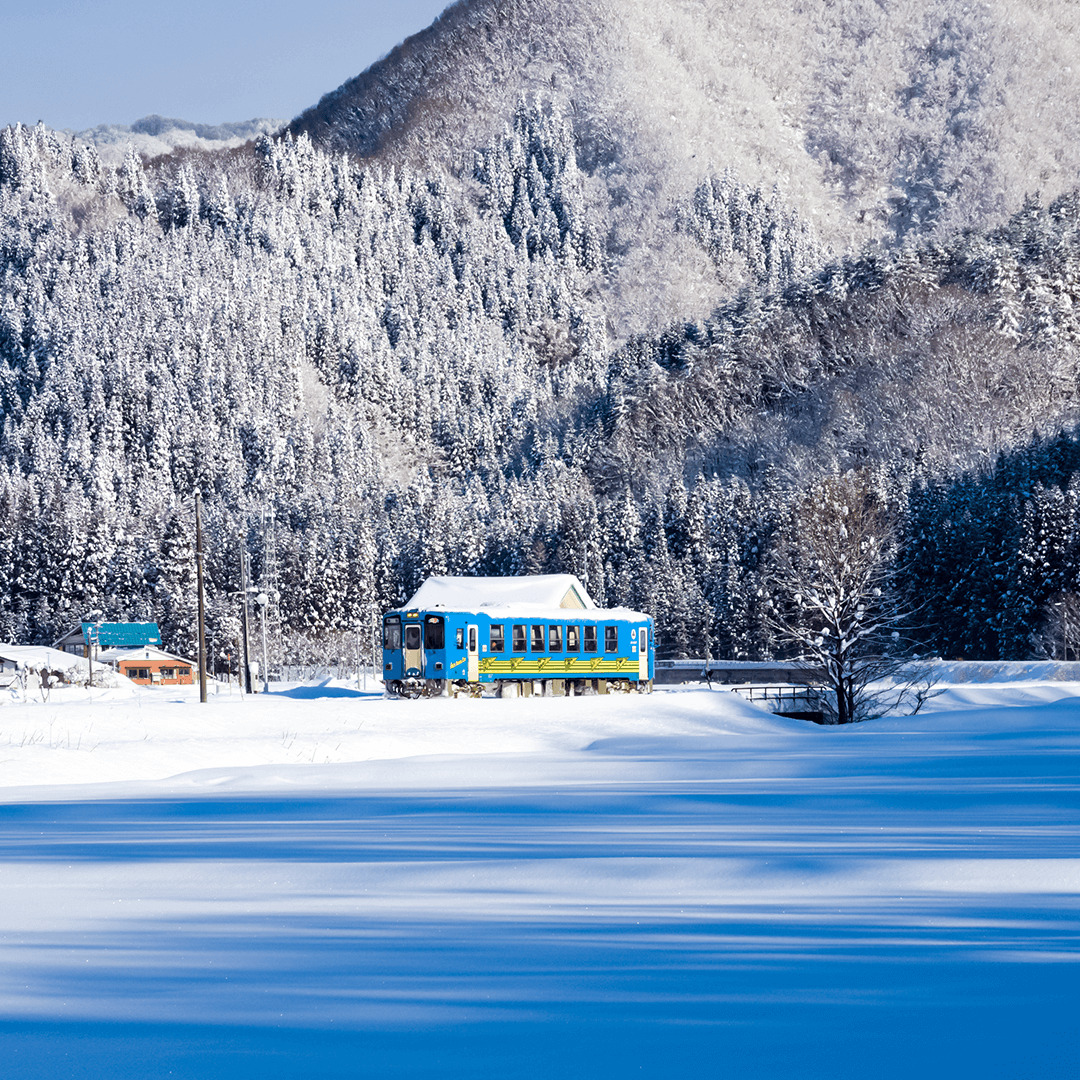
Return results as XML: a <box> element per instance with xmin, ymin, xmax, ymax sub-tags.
<box><xmin>1035</xmin><ymin>590</ymin><xmax>1080</xmax><ymax>662</ymax></box>
<box><xmin>769</xmin><ymin>472</ymin><xmax>936</xmax><ymax>724</ymax></box>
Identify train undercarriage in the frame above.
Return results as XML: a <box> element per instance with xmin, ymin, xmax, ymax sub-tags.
<box><xmin>385</xmin><ymin>677</ymin><xmax>652</xmax><ymax>699</ymax></box>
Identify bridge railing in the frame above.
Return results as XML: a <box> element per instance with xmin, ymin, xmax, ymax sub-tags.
<box><xmin>654</xmin><ymin>660</ymin><xmax>824</xmax><ymax>685</ymax></box>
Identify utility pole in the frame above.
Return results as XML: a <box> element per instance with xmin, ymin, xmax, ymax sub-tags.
<box><xmin>239</xmin><ymin>541</ymin><xmax>253</xmax><ymax>694</ymax></box>
<box><xmin>371</xmin><ymin>604</ymin><xmax>380</xmax><ymax>686</ymax></box>
<box><xmin>364</xmin><ymin>601</ymin><xmax>382</xmax><ymax>691</ymax></box>
<box><xmin>195</xmin><ymin>491</ymin><xmax>208</xmax><ymax>704</ymax></box>
<box><xmin>257</xmin><ymin>507</ymin><xmax>275</xmax><ymax>695</ymax></box>
<box><xmin>85</xmin><ymin>611</ymin><xmax>102</xmax><ymax>690</ymax></box>
<box><xmin>257</xmin><ymin>591</ymin><xmax>270</xmax><ymax>694</ymax></box>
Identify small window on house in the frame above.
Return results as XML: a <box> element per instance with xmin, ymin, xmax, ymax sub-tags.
<box><xmin>490</xmin><ymin>624</ymin><xmax>505</xmax><ymax>652</ymax></box>
<box><xmin>177</xmin><ymin>667</ymin><xmax>191</xmax><ymax>678</ymax></box>
<box><xmin>160</xmin><ymin>667</ymin><xmax>175</xmax><ymax>680</ymax></box>
<box><xmin>548</xmin><ymin>625</ymin><xmax>562</xmax><ymax>652</ymax></box>
<box><xmin>605</xmin><ymin>625</ymin><xmax>619</xmax><ymax>653</ymax></box>
<box><xmin>567</xmin><ymin>625</ymin><xmax>580</xmax><ymax>651</ymax></box>
<box><xmin>583</xmin><ymin>625</ymin><xmax>598</xmax><ymax>653</ymax></box>
<box><xmin>512</xmin><ymin>624</ymin><xmax>527</xmax><ymax>652</ymax></box>
<box><xmin>129</xmin><ymin>667</ymin><xmax>150</xmax><ymax>681</ymax></box>
<box><xmin>531</xmin><ymin>624</ymin><xmax>545</xmax><ymax>652</ymax></box>
<box><xmin>456</xmin><ymin>627</ymin><xmax>464</xmax><ymax>649</ymax></box>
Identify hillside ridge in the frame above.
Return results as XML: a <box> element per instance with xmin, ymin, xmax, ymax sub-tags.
<box><xmin>290</xmin><ymin>0</ymin><xmax>1080</xmax><ymax>258</ymax></box>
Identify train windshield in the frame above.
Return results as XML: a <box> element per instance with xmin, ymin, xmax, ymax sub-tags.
<box><xmin>425</xmin><ymin>616</ymin><xmax>445</xmax><ymax>649</ymax></box>
<box><xmin>384</xmin><ymin>619</ymin><xmax>402</xmax><ymax>650</ymax></box>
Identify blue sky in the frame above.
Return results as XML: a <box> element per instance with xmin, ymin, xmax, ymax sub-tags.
<box><xmin>0</xmin><ymin>0</ymin><xmax>452</xmax><ymax>131</ymax></box>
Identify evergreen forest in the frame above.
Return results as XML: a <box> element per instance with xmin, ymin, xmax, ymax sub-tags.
<box><xmin>6</xmin><ymin>0</ymin><xmax>1080</xmax><ymax>667</ymax></box>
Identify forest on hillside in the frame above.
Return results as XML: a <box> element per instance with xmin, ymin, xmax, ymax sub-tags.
<box><xmin>4</xmin><ymin>98</ymin><xmax>1080</xmax><ymax>668</ymax></box>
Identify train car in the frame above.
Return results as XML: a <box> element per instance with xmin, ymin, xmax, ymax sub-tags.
<box><xmin>382</xmin><ymin>575</ymin><xmax>654</xmax><ymax>698</ymax></box>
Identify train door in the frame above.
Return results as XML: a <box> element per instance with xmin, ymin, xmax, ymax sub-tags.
<box><xmin>404</xmin><ymin>621</ymin><xmax>423</xmax><ymax>677</ymax></box>
<box><xmin>467</xmin><ymin>624</ymin><xmax>479</xmax><ymax>682</ymax></box>
<box><xmin>638</xmin><ymin>627</ymin><xmax>649</xmax><ymax>681</ymax></box>
<box><xmin>424</xmin><ymin>615</ymin><xmax>445</xmax><ymax>677</ymax></box>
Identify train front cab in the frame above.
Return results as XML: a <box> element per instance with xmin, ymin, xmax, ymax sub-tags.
<box><xmin>383</xmin><ymin>610</ymin><xmax>653</xmax><ymax>698</ymax></box>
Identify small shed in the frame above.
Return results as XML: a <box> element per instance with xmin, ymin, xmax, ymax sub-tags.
<box><xmin>97</xmin><ymin>646</ymin><xmax>195</xmax><ymax>686</ymax></box>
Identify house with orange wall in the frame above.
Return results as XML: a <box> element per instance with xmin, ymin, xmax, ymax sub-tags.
<box><xmin>97</xmin><ymin>646</ymin><xmax>196</xmax><ymax>686</ymax></box>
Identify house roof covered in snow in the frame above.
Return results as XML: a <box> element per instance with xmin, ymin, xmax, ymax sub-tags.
<box><xmin>97</xmin><ymin>646</ymin><xmax>195</xmax><ymax>666</ymax></box>
<box><xmin>402</xmin><ymin>575</ymin><xmax>595</xmax><ymax>613</ymax></box>
<box><xmin>0</xmin><ymin>644</ymin><xmax>86</xmax><ymax>670</ymax></box>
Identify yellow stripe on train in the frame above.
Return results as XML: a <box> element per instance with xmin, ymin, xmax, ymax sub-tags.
<box><xmin>479</xmin><ymin>657</ymin><xmax>637</xmax><ymax>675</ymax></box>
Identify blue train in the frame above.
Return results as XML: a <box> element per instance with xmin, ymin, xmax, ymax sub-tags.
<box><xmin>382</xmin><ymin>575</ymin><xmax>654</xmax><ymax>698</ymax></box>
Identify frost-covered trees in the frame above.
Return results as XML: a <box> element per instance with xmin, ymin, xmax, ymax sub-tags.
<box><xmin>5</xmin><ymin>104</ymin><xmax>1080</xmax><ymax>666</ymax></box>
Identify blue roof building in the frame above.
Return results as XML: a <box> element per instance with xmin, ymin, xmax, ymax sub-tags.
<box><xmin>83</xmin><ymin>622</ymin><xmax>161</xmax><ymax>649</ymax></box>
<box><xmin>53</xmin><ymin>622</ymin><xmax>162</xmax><ymax>658</ymax></box>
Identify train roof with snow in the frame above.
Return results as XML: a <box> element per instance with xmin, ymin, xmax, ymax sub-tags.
<box><xmin>394</xmin><ymin>574</ymin><xmax>649</xmax><ymax>621</ymax></box>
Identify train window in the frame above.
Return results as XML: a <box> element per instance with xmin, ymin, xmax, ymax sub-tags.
<box><xmin>405</xmin><ymin>625</ymin><xmax>421</xmax><ymax>650</ymax></box>
<box><xmin>605</xmin><ymin>625</ymin><xmax>618</xmax><ymax>653</ymax></box>
<box><xmin>425</xmin><ymin>616</ymin><xmax>445</xmax><ymax>650</ymax></box>
<box><xmin>531</xmin><ymin>624</ymin><xmax>545</xmax><ymax>652</ymax></box>
<box><xmin>490</xmin><ymin>624</ymin><xmax>505</xmax><ymax>652</ymax></box>
<box><xmin>567</xmin><ymin>625</ymin><xmax>579</xmax><ymax>651</ymax></box>
<box><xmin>469</xmin><ymin>627</ymin><xmax>477</xmax><ymax>652</ymax></box>
<box><xmin>548</xmin><ymin>625</ymin><xmax>562</xmax><ymax>652</ymax></box>
<box><xmin>512</xmin><ymin>624</ymin><xmax>527</xmax><ymax>652</ymax></box>
<box><xmin>456</xmin><ymin>628</ymin><xmax>464</xmax><ymax>649</ymax></box>
<box><xmin>384</xmin><ymin>620</ymin><xmax>402</xmax><ymax>650</ymax></box>
<box><xmin>583</xmin><ymin>625</ymin><xmax>597</xmax><ymax>652</ymax></box>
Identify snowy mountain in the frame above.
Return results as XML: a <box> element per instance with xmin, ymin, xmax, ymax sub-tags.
<box><xmin>70</xmin><ymin>115</ymin><xmax>284</xmax><ymax>165</ymax></box>
<box><xmin>291</xmin><ymin>0</ymin><xmax>1080</xmax><ymax>252</ymax></box>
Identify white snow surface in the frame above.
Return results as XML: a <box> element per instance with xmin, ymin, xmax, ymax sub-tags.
<box><xmin>402</xmin><ymin>573</ymin><xmax>597</xmax><ymax>612</ymax></box>
<box><xmin>0</xmin><ymin>674</ymin><xmax>1076</xmax><ymax>1078</ymax></box>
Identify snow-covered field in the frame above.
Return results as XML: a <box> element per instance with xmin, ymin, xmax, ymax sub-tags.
<box><xmin>1</xmin><ymin>678</ymin><xmax>1077</xmax><ymax>1078</ymax></box>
